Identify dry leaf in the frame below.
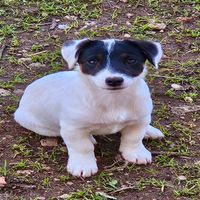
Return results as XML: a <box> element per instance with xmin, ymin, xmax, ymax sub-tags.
<box><xmin>171</xmin><ymin>83</ymin><xmax>184</xmax><ymax>91</ymax></box>
<box><xmin>148</xmin><ymin>23</ymin><xmax>166</xmax><ymax>30</ymax></box>
<box><xmin>0</xmin><ymin>177</ymin><xmax>6</xmax><ymax>187</ymax></box>
<box><xmin>50</xmin><ymin>18</ymin><xmax>57</xmax><ymax>30</ymax></box>
<box><xmin>40</xmin><ymin>138</ymin><xmax>58</xmax><ymax>147</ymax></box>
<box><xmin>0</xmin><ymin>88</ymin><xmax>11</xmax><ymax>96</ymax></box>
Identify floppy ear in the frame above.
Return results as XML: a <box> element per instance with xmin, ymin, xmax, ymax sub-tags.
<box><xmin>61</xmin><ymin>38</ymin><xmax>92</xmax><ymax>69</ymax></box>
<box><xmin>129</xmin><ymin>39</ymin><xmax>163</xmax><ymax>69</ymax></box>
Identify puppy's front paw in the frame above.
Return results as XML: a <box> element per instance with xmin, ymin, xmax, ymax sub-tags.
<box><xmin>145</xmin><ymin>125</ymin><xmax>164</xmax><ymax>139</ymax></box>
<box><xmin>120</xmin><ymin>144</ymin><xmax>152</xmax><ymax>165</ymax></box>
<box><xmin>67</xmin><ymin>157</ymin><xmax>98</xmax><ymax>178</ymax></box>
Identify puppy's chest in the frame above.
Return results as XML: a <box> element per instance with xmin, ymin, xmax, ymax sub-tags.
<box><xmin>89</xmin><ymin>109</ymin><xmax>135</xmax><ymax>135</ymax></box>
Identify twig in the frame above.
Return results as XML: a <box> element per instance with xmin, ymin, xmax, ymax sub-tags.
<box><xmin>0</xmin><ymin>43</ymin><xmax>6</xmax><ymax>59</ymax></box>
<box><xmin>133</xmin><ymin>0</ymin><xmax>140</xmax><ymax>9</ymax></box>
<box><xmin>162</xmin><ymin>56</ymin><xmax>182</xmax><ymax>60</ymax></box>
<box><xmin>28</xmin><ymin>50</ymin><xmax>48</xmax><ymax>57</ymax></box>
<box><xmin>110</xmin><ymin>186</ymin><xmax>137</xmax><ymax>194</ymax></box>
<box><xmin>152</xmin><ymin>151</ymin><xmax>192</xmax><ymax>159</ymax></box>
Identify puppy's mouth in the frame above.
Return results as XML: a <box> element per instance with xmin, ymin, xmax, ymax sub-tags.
<box><xmin>100</xmin><ymin>86</ymin><xmax>128</xmax><ymax>91</ymax></box>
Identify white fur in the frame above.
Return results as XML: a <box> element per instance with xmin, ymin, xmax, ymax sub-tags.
<box><xmin>14</xmin><ymin>39</ymin><xmax>164</xmax><ymax>177</ymax></box>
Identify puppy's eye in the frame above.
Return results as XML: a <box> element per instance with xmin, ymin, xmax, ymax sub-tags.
<box><xmin>127</xmin><ymin>58</ymin><xmax>137</xmax><ymax>64</ymax></box>
<box><xmin>88</xmin><ymin>60</ymin><xmax>98</xmax><ymax>65</ymax></box>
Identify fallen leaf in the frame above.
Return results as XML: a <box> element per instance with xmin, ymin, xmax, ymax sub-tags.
<box><xmin>171</xmin><ymin>105</ymin><xmax>200</xmax><ymax>115</ymax></box>
<box><xmin>0</xmin><ymin>88</ymin><xmax>11</xmax><ymax>96</ymax></box>
<box><xmin>0</xmin><ymin>177</ymin><xmax>6</xmax><ymax>187</ymax></box>
<box><xmin>178</xmin><ymin>175</ymin><xmax>187</xmax><ymax>181</ymax></box>
<box><xmin>13</xmin><ymin>89</ymin><xmax>24</xmax><ymax>95</ymax></box>
<box><xmin>96</xmin><ymin>192</ymin><xmax>117</xmax><ymax>200</ymax></box>
<box><xmin>176</xmin><ymin>17</ymin><xmax>193</xmax><ymax>23</ymax></box>
<box><xmin>148</xmin><ymin>23</ymin><xmax>166</xmax><ymax>30</ymax></box>
<box><xmin>50</xmin><ymin>18</ymin><xmax>57</xmax><ymax>30</ymax></box>
<box><xmin>18</xmin><ymin>57</ymin><xmax>32</xmax><ymax>64</ymax></box>
<box><xmin>40</xmin><ymin>138</ymin><xmax>58</xmax><ymax>147</ymax></box>
<box><xmin>16</xmin><ymin>170</ymin><xmax>34</xmax><ymax>176</ymax></box>
<box><xmin>28</xmin><ymin>62</ymin><xmax>45</xmax><ymax>68</ymax></box>
<box><xmin>64</xmin><ymin>15</ymin><xmax>77</xmax><ymax>21</ymax></box>
<box><xmin>59</xmin><ymin>194</ymin><xmax>70</xmax><ymax>198</ymax></box>
<box><xmin>171</xmin><ymin>83</ymin><xmax>184</xmax><ymax>91</ymax></box>
<box><xmin>79</xmin><ymin>21</ymin><xmax>97</xmax><ymax>31</ymax></box>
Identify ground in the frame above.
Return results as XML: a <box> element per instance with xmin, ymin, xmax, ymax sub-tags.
<box><xmin>0</xmin><ymin>0</ymin><xmax>200</xmax><ymax>199</ymax></box>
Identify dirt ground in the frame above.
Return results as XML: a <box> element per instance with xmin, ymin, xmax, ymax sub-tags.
<box><xmin>0</xmin><ymin>0</ymin><xmax>200</xmax><ymax>199</ymax></box>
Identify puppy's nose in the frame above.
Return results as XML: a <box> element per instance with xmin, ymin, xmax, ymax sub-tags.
<box><xmin>105</xmin><ymin>77</ymin><xmax>124</xmax><ymax>87</ymax></box>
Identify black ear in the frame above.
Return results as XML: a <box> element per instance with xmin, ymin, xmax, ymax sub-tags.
<box><xmin>126</xmin><ymin>39</ymin><xmax>163</xmax><ymax>68</ymax></box>
<box><xmin>61</xmin><ymin>39</ymin><xmax>92</xmax><ymax>69</ymax></box>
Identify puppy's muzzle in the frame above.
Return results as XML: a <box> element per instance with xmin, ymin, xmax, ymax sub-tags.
<box><xmin>105</xmin><ymin>77</ymin><xmax>124</xmax><ymax>90</ymax></box>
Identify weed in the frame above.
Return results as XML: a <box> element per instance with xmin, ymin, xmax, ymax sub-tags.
<box><xmin>0</xmin><ymin>160</ymin><xmax>7</xmax><ymax>176</ymax></box>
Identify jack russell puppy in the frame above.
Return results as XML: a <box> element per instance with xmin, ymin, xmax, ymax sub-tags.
<box><xmin>14</xmin><ymin>38</ymin><xmax>164</xmax><ymax>177</ymax></box>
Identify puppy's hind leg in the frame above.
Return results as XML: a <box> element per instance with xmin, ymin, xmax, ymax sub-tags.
<box><xmin>14</xmin><ymin>109</ymin><xmax>60</xmax><ymax>137</ymax></box>
<box><xmin>144</xmin><ymin>125</ymin><xmax>164</xmax><ymax>139</ymax></box>
<box><xmin>60</xmin><ymin>127</ymin><xmax>98</xmax><ymax>178</ymax></box>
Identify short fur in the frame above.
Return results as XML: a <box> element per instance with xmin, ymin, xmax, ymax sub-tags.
<box><xmin>14</xmin><ymin>38</ymin><xmax>164</xmax><ymax>177</ymax></box>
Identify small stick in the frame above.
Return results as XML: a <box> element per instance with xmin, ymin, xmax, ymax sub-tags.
<box><xmin>133</xmin><ymin>0</ymin><xmax>141</xmax><ymax>9</ymax></box>
<box><xmin>162</xmin><ymin>56</ymin><xmax>182</xmax><ymax>60</ymax></box>
<box><xmin>152</xmin><ymin>151</ymin><xmax>192</xmax><ymax>159</ymax></box>
<box><xmin>0</xmin><ymin>43</ymin><xmax>6</xmax><ymax>59</ymax></box>
<box><xmin>28</xmin><ymin>50</ymin><xmax>47</xmax><ymax>57</ymax></box>
<box><xmin>110</xmin><ymin>186</ymin><xmax>137</xmax><ymax>194</ymax></box>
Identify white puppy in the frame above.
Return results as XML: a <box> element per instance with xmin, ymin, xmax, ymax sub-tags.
<box><xmin>14</xmin><ymin>38</ymin><xmax>164</xmax><ymax>177</ymax></box>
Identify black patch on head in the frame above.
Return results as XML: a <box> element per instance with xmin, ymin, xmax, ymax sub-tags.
<box><xmin>77</xmin><ymin>40</ymin><xmax>108</xmax><ymax>75</ymax></box>
<box><xmin>109</xmin><ymin>40</ymin><xmax>147</xmax><ymax>77</ymax></box>
<box><xmin>132</xmin><ymin>39</ymin><xmax>158</xmax><ymax>67</ymax></box>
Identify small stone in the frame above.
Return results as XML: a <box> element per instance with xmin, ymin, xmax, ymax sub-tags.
<box><xmin>42</xmin><ymin>13</ymin><xmax>48</xmax><ymax>17</ymax></box>
<box><xmin>185</xmin><ymin>97</ymin><xmax>193</xmax><ymax>102</ymax></box>
<box><xmin>126</xmin><ymin>13</ymin><xmax>134</xmax><ymax>18</ymax></box>
<box><xmin>195</xmin><ymin>160</ymin><xmax>200</xmax><ymax>165</ymax></box>
<box><xmin>178</xmin><ymin>175</ymin><xmax>187</xmax><ymax>181</ymax></box>
<box><xmin>126</xmin><ymin>21</ymin><xmax>131</xmax><ymax>26</ymax></box>
<box><xmin>58</xmin><ymin>24</ymin><xmax>70</xmax><ymax>30</ymax></box>
<box><xmin>120</xmin><ymin>0</ymin><xmax>128</xmax><ymax>2</ymax></box>
<box><xmin>66</xmin><ymin>181</ymin><xmax>74</xmax><ymax>185</ymax></box>
<box><xmin>123</xmin><ymin>33</ymin><xmax>131</xmax><ymax>38</ymax></box>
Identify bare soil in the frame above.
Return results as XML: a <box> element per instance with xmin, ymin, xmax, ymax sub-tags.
<box><xmin>0</xmin><ymin>0</ymin><xmax>200</xmax><ymax>199</ymax></box>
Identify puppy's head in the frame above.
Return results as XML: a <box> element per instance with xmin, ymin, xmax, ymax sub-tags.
<box><xmin>61</xmin><ymin>38</ymin><xmax>162</xmax><ymax>91</ymax></box>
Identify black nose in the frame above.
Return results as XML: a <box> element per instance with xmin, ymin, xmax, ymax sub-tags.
<box><xmin>105</xmin><ymin>77</ymin><xmax>124</xmax><ymax>87</ymax></box>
